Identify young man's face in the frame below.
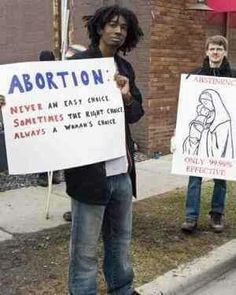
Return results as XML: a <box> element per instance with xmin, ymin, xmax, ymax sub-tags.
<box><xmin>99</xmin><ymin>15</ymin><xmax>128</xmax><ymax>50</ymax></box>
<box><xmin>206</xmin><ymin>43</ymin><xmax>226</xmax><ymax>67</ymax></box>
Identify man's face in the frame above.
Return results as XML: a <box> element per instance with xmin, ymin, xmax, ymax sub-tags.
<box><xmin>99</xmin><ymin>15</ymin><xmax>128</xmax><ymax>50</ymax></box>
<box><xmin>206</xmin><ymin>43</ymin><xmax>226</xmax><ymax>67</ymax></box>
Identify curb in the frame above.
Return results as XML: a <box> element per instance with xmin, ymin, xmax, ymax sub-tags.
<box><xmin>0</xmin><ymin>229</ymin><xmax>12</xmax><ymax>241</ymax></box>
<box><xmin>136</xmin><ymin>239</ymin><xmax>236</xmax><ymax>295</ymax></box>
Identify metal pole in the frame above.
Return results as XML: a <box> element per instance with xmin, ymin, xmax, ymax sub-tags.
<box><xmin>61</xmin><ymin>0</ymin><xmax>70</xmax><ymax>60</ymax></box>
<box><xmin>225</xmin><ymin>12</ymin><xmax>230</xmax><ymax>41</ymax></box>
<box><xmin>45</xmin><ymin>171</ymin><xmax>53</xmax><ymax>219</ymax></box>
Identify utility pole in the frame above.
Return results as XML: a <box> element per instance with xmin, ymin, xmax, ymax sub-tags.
<box><xmin>52</xmin><ymin>0</ymin><xmax>61</xmax><ymax>59</ymax></box>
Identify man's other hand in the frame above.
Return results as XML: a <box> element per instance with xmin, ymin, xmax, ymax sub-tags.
<box><xmin>114</xmin><ymin>74</ymin><xmax>133</xmax><ymax>105</ymax></box>
<box><xmin>0</xmin><ymin>95</ymin><xmax>6</xmax><ymax>108</ymax></box>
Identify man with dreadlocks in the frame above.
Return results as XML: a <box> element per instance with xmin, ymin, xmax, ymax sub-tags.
<box><xmin>64</xmin><ymin>5</ymin><xmax>144</xmax><ymax>295</ymax></box>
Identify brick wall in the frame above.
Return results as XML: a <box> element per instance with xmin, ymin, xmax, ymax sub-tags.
<box><xmin>69</xmin><ymin>0</ymin><xmax>101</xmax><ymax>47</ymax></box>
<box><xmin>117</xmin><ymin>0</ymin><xmax>150</xmax><ymax>152</ymax></box>
<box><xmin>147</xmin><ymin>0</ymin><xmax>207</xmax><ymax>155</ymax></box>
<box><xmin>0</xmin><ymin>0</ymin><xmax>53</xmax><ymax>64</ymax></box>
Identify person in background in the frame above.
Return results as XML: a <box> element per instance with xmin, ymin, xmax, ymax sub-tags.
<box><xmin>64</xmin><ymin>5</ymin><xmax>144</xmax><ymax>294</ymax></box>
<box><xmin>180</xmin><ymin>35</ymin><xmax>233</xmax><ymax>234</ymax></box>
<box><xmin>37</xmin><ymin>50</ymin><xmax>62</xmax><ymax>187</ymax></box>
<box><xmin>65</xmin><ymin>44</ymin><xmax>86</xmax><ymax>59</ymax></box>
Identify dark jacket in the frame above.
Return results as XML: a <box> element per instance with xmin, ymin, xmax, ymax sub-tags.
<box><xmin>64</xmin><ymin>46</ymin><xmax>144</xmax><ymax>205</ymax></box>
<box><xmin>193</xmin><ymin>56</ymin><xmax>232</xmax><ymax>77</ymax></box>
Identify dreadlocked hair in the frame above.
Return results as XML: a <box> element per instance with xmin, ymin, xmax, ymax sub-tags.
<box><xmin>82</xmin><ymin>5</ymin><xmax>143</xmax><ymax>55</ymax></box>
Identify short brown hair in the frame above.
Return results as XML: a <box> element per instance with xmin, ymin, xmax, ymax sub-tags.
<box><xmin>205</xmin><ymin>35</ymin><xmax>228</xmax><ymax>51</ymax></box>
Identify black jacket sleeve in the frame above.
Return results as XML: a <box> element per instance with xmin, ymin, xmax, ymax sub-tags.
<box><xmin>124</xmin><ymin>63</ymin><xmax>144</xmax><ymax>124</ymax></box>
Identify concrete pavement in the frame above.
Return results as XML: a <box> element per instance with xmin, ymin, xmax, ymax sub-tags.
<box><xmin>137</xmin><ymin>239</ymin><xmax>236</xmax><ymax>295</ymax></box>
<box><xmin>135</xmin><ymin>155</ymin><xmax>188</xmax><ymax>200</ymax></box>
<box><xmin>0</xmin><ymin>154</ymin><xmax>188</xmax><ymax>241</ymax></box>
<box><xmin>192</xmin><ymin>264</ymin><xmax>236</xmax><ymax>295</ymax></box>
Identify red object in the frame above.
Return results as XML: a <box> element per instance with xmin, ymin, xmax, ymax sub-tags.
<box><xmin>207</xmin><ymin>0</ymin><xmax>236</xmax><ymax>12</ymax></box>
<box><xmin>207</xmin><ymin>12</ymin><xmax>224</xmax><ymax>25</ymax></box>
<box><xmin>207</xmin><ymin>11</ymin><xmax>236</xmax><ymax>27</ymax></box>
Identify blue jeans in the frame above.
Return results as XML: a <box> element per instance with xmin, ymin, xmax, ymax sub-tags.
<box><xmin>185</xmin><ymin>176</ymin><xmax>226</xmax><ymax>221</ymax></box>
<box><xmin>69</xmin><ymin>173</ymin><xmax>134</xmax><ymax>295</ymax></box>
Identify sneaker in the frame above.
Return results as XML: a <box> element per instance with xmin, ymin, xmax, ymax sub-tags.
<box><xmin>63</xmin><ymin>211</ymin><xmax>72</xmax><ymax>222</ymax></box>
<box><xmin>210</xmin><ymin>212</ymin><xmax>224</xmax><ymax>233</ymax></box>
<box><xmin>181</xmin><ymin>219</ymin><xmax>197</xmax><ymax>233</ymax></box>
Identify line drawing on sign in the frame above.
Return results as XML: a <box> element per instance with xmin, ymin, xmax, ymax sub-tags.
<box><xmin>183</xmin><ymin>89</ymin><xmax>234</xmax><ymax>159</ymax></box>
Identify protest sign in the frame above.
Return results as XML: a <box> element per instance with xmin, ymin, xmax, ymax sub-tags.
<box><xmin>172</xmin><ymin>73</ymin><xmax>236</xmax><ymax>180</ymax></box>
<box><xmin>1</xmin><ymin>58</ymin><xmax>126</xmax><ymax>174</ymax></box>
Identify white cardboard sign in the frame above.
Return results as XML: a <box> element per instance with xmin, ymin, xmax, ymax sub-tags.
<box><xmin>1</xmin><ymin>58</ymin><xmax>126</xmax><ymax>174</ymax></box>
<box><xmin>172</xmin><ymin>74</ymin><xmax>236</xmax><ymax>180</ymax></box>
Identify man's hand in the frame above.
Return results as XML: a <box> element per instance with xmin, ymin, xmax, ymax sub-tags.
<box><xmin>0</xmin><ymin>95</ymin><xmax>5</xmax><ymax>108</ymax></box>
<box><xmin>114</xmin><ymin>74</ymin><xmax>133</xmax><ymax>105</ymax></box>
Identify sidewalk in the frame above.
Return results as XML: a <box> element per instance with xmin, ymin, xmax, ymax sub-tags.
<box><xmin>0</xmin><ymin>154</ymin><xmax>188</xmax><ymax>241</ymax></box>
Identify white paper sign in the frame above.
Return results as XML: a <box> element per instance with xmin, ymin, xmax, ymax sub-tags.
<box><xmin>172</xmin><ymin>73</ymin><xmax>236</xmax><ymax>180</ymax></box>
<box><xmin>1</xmin><ymin>58</ymin><xmax>126</xmax><ymax>174</ymax></box>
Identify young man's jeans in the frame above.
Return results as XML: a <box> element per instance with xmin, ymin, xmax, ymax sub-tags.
<box><xmin>69</xmin><ymin>173</ymin><xmax>134</xmax><ymax>295</ymax></box>
<box><xmin>185</xmin><ymin>176</ymin><xmax>226</xmax><ymax>221</ymax></box>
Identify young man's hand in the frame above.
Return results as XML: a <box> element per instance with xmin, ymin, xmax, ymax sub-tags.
<box><xmin>114</xmin><ymin>74</ymin><xmax>133</xmax><ymax>105</ymax></box>
<box><xmin>0</xmin><ymin>95</ymin><xmax>6</xmax><ymax>108</ymax></box>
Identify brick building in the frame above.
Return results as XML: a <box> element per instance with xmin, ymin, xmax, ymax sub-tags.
<box><xmin>0</xmin><ymin>0</ymin><xmax>235</xmax><ymax>156</ymax></box>
<box><xmin>0</xmin><ymin>0</ymin><xmax>54</xmax><ymax>64</ymax></box>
